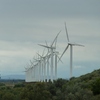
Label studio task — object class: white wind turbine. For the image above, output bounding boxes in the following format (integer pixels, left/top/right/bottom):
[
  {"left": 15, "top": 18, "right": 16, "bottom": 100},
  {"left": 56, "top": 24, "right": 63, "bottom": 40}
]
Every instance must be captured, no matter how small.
[
  {"left": 24, "top": 68, "right": 29, "bottom": 82},
  {"left": 45, "top": 41, "right": 58, "bottom": 82},
  {"left": 39, "top": 46, "right": 54, "bottom": 82},
  {"left": 37, "top": 48, "right": 48, "bottom": 82},
  {"left": 37, "top": 53, "right": 46, "bottom": 82},
  {"left": 24, "top": 63, "right": 33, "bottom": 82},
  {"left": 45, "top": 41, "right": 60, "bottom": 81},
  {"left": 38, "top": 31, "right": 61, "bottom": 82},
  {"left": 34, "top": 56, "right": 42, "bottom": 82},
  {"left": 59, "top": 23, "right": 84, "bottom": 78}
]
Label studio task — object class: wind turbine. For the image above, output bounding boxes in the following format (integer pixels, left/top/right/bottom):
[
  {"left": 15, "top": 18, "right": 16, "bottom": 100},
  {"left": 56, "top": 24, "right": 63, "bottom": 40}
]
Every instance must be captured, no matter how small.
[
  {"left": 37, "top": 47, "right": 48, "bottom": 82},
  {"left": 24, "top": 67, "right": 29, "bottom": 82},
  {"left": 59, "top": 23, "right": 84, "bottom": 78},
  {"left": 38, "top": 31, "right": 61, "bottom": 82},
  {"left": 24, "top": 63, "right": 32, "bottom": 82},
  {"left": 29, "top": 59, "right": 38, "bottom": 82}
]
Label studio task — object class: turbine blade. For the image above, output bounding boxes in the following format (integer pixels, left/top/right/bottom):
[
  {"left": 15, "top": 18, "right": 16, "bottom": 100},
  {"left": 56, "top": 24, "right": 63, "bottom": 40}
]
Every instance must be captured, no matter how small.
[
  {"left": 45, "top": 40, "right": 48, "bottom": 46},
  {"left": 38, "top": 44, "right": 50, "bottom": 48},
  {"left": 42, "top": 48, "right": 45, "bottom": 56},
  {"left": 33, "top": 58, "right": 37, "bottom": 61},
  {"left": 57, "top": 55, "right": 63, "bottom": 63},
  {"left": 73, "top": 43, "right": 84, "bottom": 47},
  {"left": 45, "top": 40, "right": 50, "bottom": 55},
  {"left": 23, "top": 70, "right": 27, "bottom": 72},
  {"left": 37, "top": 53, "right": 42, "bottom": 58},
  {"left": 51, "top": 30, "right": 61, "bottom": 47},
  {"left": 30, "top": 60, "right": 34, "bottom": 67},
  {"left": 59, "top": 45, "right": 69, "bottom": 61},
  {"left": 65, "top": 22, "right": 69, "bottom": 42},
  {"left": 24, "top": 66, "right": 28, "bottom": 70}
]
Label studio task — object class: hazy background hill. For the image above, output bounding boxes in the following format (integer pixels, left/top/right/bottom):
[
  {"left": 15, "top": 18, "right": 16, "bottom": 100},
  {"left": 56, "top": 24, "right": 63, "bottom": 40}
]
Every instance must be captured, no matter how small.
[{"left": 1, "top": 74, "right": 25, "bottom": 79}]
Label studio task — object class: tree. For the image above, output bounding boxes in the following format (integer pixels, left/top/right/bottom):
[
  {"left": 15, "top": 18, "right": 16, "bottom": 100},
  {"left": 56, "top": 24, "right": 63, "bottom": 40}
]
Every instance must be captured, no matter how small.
[
  {"left": 2, "top": 92, "right": 15, "bottom": 100},
  {"left": 91, "top": 78, "right": 100, "bottom": 95}
]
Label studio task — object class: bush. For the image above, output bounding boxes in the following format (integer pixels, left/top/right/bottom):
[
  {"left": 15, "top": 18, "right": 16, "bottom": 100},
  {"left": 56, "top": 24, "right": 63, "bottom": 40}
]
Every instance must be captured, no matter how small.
[
  {"left": 91, "top": 78, "right": 100, "bottom": 95},
  {"left": 14, "top": 83, "right": 25, "bottom": 88},
  {"left": 0, "top": 83, "right": 5, "bottom": 86},
  {"left": 2, "top": 92, "right": 15, "bottom": 100}
]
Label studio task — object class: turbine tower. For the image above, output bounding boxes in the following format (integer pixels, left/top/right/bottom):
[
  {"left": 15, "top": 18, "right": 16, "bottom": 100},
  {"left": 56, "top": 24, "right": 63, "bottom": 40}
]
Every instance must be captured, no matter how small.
[{"left": 59, "top": 23, "right": 84, "bottom": 78}]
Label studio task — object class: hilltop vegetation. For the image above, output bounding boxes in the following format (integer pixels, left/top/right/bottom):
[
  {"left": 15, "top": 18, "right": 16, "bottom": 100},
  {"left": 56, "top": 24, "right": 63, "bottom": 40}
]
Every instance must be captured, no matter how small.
[{"left": 0, "top": 69, "right": 100, "bottom": 100}]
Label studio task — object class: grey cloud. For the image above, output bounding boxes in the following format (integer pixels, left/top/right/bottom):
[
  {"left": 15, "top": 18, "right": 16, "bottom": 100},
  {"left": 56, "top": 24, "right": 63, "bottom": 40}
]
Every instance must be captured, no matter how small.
[{"left": 0, "top": 0, "right": 100, "bottom": 19}]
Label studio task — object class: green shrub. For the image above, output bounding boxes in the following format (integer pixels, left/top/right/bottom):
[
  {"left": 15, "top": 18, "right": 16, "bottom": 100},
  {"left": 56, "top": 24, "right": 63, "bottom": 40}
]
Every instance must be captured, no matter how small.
[{"left": 91, "top": 78, "right": 100, "bottom": 95}]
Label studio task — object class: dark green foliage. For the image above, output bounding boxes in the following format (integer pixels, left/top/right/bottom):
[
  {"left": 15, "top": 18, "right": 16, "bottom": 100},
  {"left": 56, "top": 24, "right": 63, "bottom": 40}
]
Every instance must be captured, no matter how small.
[
  {"left": 2, "top": 92, "right": 15, "bottom": 100},
  {"left": 20, "top": 82, "right": 52, "bottom": 100},
  {"left": 54, "top": 78, "right": 67, "bottom": 88},
  {"left": 91, "top": 78, "right": 100, "bottom": 95},
  {"left": 0, "top": 69, "right": 100, "bottom": 100},
  {"left": 14, "top": 83, "right": 25, "bottom": 88},
  {"left": 0, "top": 83, "right": 5, "bottom": 86}
]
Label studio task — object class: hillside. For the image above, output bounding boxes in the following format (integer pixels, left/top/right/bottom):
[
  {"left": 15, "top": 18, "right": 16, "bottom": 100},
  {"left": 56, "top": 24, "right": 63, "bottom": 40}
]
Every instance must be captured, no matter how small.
[{"left": 0, "top": 69, "right": 100, "bottom": 100}]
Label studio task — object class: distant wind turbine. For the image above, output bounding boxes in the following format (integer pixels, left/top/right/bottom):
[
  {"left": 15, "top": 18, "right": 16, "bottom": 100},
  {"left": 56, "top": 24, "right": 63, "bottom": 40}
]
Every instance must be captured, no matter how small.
[{"left": 59, "top": 23, "right": 84, "bottom": 78}]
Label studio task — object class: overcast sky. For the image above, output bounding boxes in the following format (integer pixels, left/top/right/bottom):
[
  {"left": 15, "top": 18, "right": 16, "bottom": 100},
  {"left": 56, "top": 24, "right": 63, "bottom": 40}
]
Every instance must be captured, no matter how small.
[{"left": 0, "top": 0, "right": 100, "bottom": 78}]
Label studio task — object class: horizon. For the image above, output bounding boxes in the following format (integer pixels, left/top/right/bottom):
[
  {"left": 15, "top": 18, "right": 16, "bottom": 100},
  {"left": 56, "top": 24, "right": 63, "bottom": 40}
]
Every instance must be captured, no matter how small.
[{"left": 1, "top": 68, "right": 100, "bottom": 80}]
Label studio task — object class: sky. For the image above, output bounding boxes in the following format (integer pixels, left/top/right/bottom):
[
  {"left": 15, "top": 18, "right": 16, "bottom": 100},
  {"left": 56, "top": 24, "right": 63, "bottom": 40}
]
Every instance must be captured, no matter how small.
[{"left": 0, "top": 0, "right": 100, "bottom": 79}]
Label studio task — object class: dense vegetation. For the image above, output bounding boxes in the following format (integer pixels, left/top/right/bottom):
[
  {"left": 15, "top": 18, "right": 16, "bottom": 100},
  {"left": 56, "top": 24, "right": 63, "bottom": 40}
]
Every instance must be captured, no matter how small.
[{"left": 0, "top": 69, "right": 100, "bottom": 100}]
